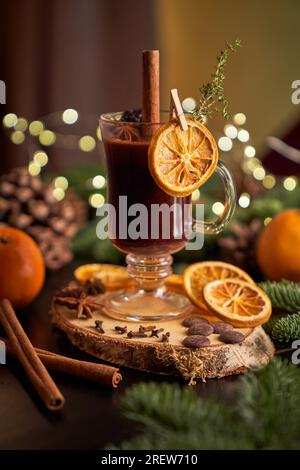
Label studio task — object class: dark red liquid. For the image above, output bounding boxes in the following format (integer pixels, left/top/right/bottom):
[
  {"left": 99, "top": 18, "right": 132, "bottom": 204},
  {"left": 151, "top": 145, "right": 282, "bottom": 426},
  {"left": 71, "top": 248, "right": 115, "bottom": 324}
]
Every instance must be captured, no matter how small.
[{"left": 104, "top": 139, "right": 190, "bottom": 255}]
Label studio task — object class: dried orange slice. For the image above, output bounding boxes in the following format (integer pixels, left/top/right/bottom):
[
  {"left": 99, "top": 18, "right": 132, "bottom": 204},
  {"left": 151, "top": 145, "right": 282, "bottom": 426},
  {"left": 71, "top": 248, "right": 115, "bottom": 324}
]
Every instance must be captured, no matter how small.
[
  {"left": 203, "top": 279, "right": 272, "bottom": 327},
  {"left": 165, "top": 274, "right": 184, "bottom": 293},
  {"left": 74, "top": 264, "right": 133, "bottom": 290},
  {"left": 184, "top": 261, "right": 254, "bottom": 310},
  {"left": 148, "top": 118, "right": 218, "bottom": 197}
]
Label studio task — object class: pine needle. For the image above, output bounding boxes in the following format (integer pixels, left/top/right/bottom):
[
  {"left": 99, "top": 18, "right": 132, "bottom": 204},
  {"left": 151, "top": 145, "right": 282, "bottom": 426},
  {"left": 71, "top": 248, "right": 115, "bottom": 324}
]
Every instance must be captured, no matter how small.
[
  {"left": 259, "top": 280, "right": 300, "bottom": 312},
  {"left": 107, "top": 358, "right": 300, "bottom": 450}
]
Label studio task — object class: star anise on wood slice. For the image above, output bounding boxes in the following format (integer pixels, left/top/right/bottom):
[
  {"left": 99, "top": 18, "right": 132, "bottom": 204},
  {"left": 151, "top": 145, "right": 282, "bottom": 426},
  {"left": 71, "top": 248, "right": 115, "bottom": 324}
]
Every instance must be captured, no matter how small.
[{"left": 55, "top": 286, "right": 102, "bottom": 319}]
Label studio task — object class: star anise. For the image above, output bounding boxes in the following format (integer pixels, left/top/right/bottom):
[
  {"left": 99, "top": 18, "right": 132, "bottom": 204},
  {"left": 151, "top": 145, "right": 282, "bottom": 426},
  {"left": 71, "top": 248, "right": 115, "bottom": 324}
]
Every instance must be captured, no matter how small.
[
  {"left": 115, "top": 124, "right": 141, "bottom": 142},
  {"left": 55, "top": 286, "right": 102, "bottom": 319}
]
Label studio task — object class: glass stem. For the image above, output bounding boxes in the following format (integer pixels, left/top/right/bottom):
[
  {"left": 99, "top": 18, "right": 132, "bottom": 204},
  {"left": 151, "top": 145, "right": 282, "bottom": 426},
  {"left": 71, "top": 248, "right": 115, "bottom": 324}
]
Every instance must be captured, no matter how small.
[{"left": 126, "top": 253, "right": 173, "bottom": 292}]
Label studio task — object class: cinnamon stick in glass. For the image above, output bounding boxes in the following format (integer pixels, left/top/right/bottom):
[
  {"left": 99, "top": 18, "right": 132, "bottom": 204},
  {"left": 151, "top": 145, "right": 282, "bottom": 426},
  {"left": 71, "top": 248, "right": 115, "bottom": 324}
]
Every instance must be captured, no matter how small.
[
  {"left": 0, "top": 299, "right": 65, "bottom": 411},
  {"left": 2, "top": 337, "right": 122, "bottom": 388},
  {"left": 142, "top": 50, "right": 160, "bottom": 126}
]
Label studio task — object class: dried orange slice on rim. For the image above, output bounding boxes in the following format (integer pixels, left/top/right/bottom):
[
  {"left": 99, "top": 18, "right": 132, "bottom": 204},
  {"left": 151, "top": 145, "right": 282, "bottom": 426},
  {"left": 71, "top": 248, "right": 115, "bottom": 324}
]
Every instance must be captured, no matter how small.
[
  {"left": 148, "top": 118, "right": 218, "bottom": 197},
  {"left": 74, "top": 264, "right": 133, "bottom": 290},
  {"left": 203, "top": 279, "right": 272, "bottom": 327},
  {"left": 184, "top": 261, "right": 254, "bottom": 310}
]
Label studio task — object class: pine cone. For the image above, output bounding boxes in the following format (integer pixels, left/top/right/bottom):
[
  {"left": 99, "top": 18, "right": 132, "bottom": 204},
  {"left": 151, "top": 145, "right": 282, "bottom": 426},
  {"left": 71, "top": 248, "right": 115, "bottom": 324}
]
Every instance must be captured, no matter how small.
[
  {"left": 218, "top": 218, "right": 263, "bottom": 272},
  {"left": 0, "top": 167, "right": 87, "bottom": 270}
]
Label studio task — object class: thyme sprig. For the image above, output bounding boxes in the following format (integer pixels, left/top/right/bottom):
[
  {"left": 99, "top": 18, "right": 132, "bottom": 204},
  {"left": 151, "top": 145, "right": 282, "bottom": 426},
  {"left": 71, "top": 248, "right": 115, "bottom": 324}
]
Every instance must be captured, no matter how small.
[{"left": 193, "top": 38, "right": 242, "bottom": 123}]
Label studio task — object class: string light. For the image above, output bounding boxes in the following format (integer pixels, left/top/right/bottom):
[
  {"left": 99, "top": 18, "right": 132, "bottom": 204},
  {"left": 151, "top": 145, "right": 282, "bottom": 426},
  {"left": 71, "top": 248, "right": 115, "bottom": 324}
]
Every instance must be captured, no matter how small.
[
  {"left": 28, "top": 161, "right": 41, "bottom": 176},
  {"left": 10, "top": 131, "right": 25, "bottom": 144},
  {"left": 233, "top": 113, "right": 246, "bottom": 126},
  {"left": 191, "top": 189, "right": 200, "bottom": 202},
  {"left": 53, "top": 188, "right": 65, "bottom": 201},
  {"left": 89, "top": 193, "right": 105, "bottom": 208},
  {"left": 253, "top": 167, "right": 266, "bottom": 180},
  {"left": 182, "top": 97, "right": 196, "bottom": 112},
  {"left": 62, "top": 108, "right": 78, "bottom": 125},
  {"left": 33, "top": 151, "right": 48, "bottom": 167},
  {"left": 212, "top": 201, "right": 224, "bottom": 215},
  {"left": 238, "top": 192, "right": 251, "bottom": 208},
  {"left": 14, "top": 118, "right": 28, "bottom": 132},
  {"left": 238, "top": 129, "right": 250, "bottom": 142},
  {"left": 39, "top": 130, "right": 56, "bottom": 146},
  {"left": 29, "top": 120, "right": 44, "bottom": 136},
  {"left": 283, "top": 176, "right": 297, "bottom": 191},
  {"left": 92, "top": 175, "right": 106, "bottom": 189},
  {"left": 54, "top": 176, "right": 69, "bottom": 191},
  {"left": 218, "top": 136, "right": 233, "bottom": 151},
  {"left": 244, "top": 145, "right": 256, "bottom": 158},
  {"left": 224, "top": 124, "right": 238, "bottom": 139},
  {"left": 3, "top": 113, "right": 18, "bottom": 128},
  {"left": 263, "top": 174, "right": 276, "bottom": 189},
  {"left": 79, "top": 135, "right": 96, "bottom": 152}
]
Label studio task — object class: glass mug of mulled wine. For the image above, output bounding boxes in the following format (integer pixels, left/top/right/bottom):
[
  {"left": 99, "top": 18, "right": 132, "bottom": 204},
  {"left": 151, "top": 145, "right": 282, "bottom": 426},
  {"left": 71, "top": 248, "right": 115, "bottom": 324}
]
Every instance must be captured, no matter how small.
[{"left": 99, "top": 112, "right": 236, "bottom": 321}]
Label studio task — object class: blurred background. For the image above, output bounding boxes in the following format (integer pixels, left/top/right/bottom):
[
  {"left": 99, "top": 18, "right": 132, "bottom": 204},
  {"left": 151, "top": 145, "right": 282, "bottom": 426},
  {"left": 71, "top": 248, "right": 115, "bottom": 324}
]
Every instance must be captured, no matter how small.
[{"left": 1, "top": 0, "right": 300, "bottom": 277}]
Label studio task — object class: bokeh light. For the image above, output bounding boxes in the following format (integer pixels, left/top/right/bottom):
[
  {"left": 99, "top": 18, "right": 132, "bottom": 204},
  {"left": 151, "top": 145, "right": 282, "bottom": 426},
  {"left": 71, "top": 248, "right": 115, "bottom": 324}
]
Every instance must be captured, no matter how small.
[
  {"left": 33, "top": 151, "right": 48, "bottom": 167},
  {"left": 79, "top": 135, "right": 96, "bottom": 152},
  {"left": 253, "top": 167, "right": 266, "bottom": 180},
  {"left": 54, "top": 176, "right": 69, "bottom": 191},
  {"left": 28, "top": 161, "right": 41, "bottom": 176},
  {"left": 191, "top": 189, "right": 200, "bottom": 202},
  {"left": 10, "top": 131, "right": 25, "bottom": 144},
  {"left": 233, "top": 113, "right": 246, "bottom": 126},
  {"left": 62, "top": 108, "right": 78, "bottom": 125},
  {"left": 89, "top": 193, "right": 105, "bottom": 208},
  {"left": 92, "top": 175, "right": 106, "bottom": 189},
  {"left": 263, "top": 174, "right": 276, "bottom": 189},
  {"left": 283, "top": 176, "right": 297, "bottom": 191},
  {"left": 3, "top": 113, "right": 18, "bottom": 128},
  {"left": 39, "top": 130, "right": 56, "bottom": 146},
  {"left": 29, "top": 120, "right": 44, "bottom": 136},
  {"left": 218, "top": 136, "right": 233, "bottom": 152},
  {"left": 244, "top": 145, "right": 256, "bottom": 158},
  {"left": 182, "top": 97, "right": 196, "bottom": 112},
  {"left": 224, "top": 125, "right": 238, "bottom": 139},
  {"left": 238, "top": 129, "right": 250, "bottom": 142},
  {"left": 14, "top": 117, "right": 28, "bottom": 132},
  {"left": 53, "top": 188, "right": 65, "bottom": 201},
  {"left": 212, "top": 201, "right": 224, "bottom": 215},
  {"left": 238, "top": 192, "right": 251, "bottom": 208}
]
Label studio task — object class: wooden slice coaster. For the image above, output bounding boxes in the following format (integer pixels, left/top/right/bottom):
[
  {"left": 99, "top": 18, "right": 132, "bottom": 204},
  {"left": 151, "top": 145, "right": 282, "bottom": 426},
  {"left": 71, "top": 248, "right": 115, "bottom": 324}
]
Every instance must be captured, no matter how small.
[{"left": 51, "top": 290, "right": 275, "bottom": 385}]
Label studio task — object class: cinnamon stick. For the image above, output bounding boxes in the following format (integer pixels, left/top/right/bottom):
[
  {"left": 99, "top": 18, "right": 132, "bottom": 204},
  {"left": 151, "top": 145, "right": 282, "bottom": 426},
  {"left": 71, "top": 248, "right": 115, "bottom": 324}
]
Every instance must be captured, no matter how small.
[
  {"left": 0, "top": 299, "right": 65, "bottom": 411},
  {"left": 142, "top": 50, "right": 160, "bottom": 124},
  {"left": 2, "top": 337, "right": 122, "bottom": 388}
]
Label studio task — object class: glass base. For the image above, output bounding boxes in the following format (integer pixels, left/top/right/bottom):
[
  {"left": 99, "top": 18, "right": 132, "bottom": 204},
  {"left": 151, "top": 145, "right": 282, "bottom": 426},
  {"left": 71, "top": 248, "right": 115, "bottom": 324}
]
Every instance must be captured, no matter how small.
[{"left": 103, "top": 287, "right": 192, "bottom": 322}]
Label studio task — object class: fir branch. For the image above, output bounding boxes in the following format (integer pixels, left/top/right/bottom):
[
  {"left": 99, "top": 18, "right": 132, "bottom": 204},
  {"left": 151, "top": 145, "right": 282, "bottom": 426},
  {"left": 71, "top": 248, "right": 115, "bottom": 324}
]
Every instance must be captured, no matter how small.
[
  {"left": 192, "top": 38, "right": 242, "bottom": 123},
  {"left": 259, "top": 280, "right": 300, "bottom": 312},
  {"left": 264, "top": 313, "right": 300, "bottom": 343},
  {"left": 107, "top": 359, "right": 300, "bottom": 450}
]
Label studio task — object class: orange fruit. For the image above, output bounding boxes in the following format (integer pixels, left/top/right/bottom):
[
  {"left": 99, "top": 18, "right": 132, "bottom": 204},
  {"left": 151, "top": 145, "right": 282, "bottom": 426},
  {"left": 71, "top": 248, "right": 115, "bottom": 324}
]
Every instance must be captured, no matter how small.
[
  {"left": 184, "top": 261, "right": 254, "bottom": 310},
  {"left": 148, "top": 118, "right": 218, "bottom": 197},
  {"left": 74, "top": 264, "right": 133, "bottom": 290},
  {"left": 0, "top": 227, "right": 45, "bottom": 308},
  {"left": 203, "top": 279, "right": 272, "bottom": 327},
  {"left": 257, "top": 209, "right": 300, "bottom": 281}
]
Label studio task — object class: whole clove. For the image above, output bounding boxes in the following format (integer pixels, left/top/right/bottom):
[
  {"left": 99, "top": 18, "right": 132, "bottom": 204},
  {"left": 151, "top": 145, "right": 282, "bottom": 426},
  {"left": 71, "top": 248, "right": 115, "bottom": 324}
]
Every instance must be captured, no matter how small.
[
  {"left": 95, "top": 320, "right": 105, "bottom": 334},
  {"left": 139, "top": 325, "right": 156, "bottom": 333},
  {"left": 150, "top": 328, "right": 164, "bottom": 338},
  {"left": 161, "top": 332, "right": 170, "bottom": 343},
  {"left": 127, "top": 331, "right": 148, "bottom": 339},
  {"left": 114, "top": 325, "right": 128, "bottom": 335}
]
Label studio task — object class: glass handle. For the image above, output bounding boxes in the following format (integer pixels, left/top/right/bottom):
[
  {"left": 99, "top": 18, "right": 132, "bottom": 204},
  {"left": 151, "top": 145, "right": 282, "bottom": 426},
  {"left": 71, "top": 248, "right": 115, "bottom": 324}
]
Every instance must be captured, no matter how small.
[{"left": 192, "top": 161, "right": 236, "bottom": 235}]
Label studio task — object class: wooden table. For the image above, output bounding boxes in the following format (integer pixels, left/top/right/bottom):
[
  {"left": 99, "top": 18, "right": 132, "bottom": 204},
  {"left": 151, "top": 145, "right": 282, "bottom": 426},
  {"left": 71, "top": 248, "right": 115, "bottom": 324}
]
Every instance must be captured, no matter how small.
[{"left": 0, "top": 263, "right": 241, "bottom": 450}]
